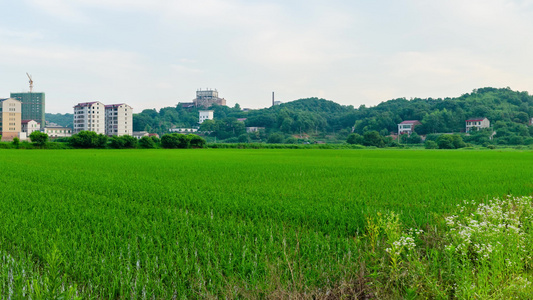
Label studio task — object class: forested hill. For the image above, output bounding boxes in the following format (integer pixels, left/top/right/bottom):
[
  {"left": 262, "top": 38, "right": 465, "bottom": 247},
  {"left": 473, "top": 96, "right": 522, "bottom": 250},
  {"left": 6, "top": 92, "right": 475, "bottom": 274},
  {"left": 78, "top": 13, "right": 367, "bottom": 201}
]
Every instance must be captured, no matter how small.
[{"left": 47, "top": 87, "right": 533, "bottom": 142}]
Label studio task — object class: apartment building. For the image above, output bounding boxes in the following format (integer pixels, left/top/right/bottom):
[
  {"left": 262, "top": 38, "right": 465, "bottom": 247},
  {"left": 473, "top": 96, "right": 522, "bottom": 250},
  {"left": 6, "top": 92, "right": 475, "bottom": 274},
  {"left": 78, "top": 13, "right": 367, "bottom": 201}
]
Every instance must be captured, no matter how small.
[
  {"left": 10, "top": 92, "right": 45, "bottom": 129},
  {"left": 0, "top": 98, "right": 22, "bottom": 141},
  {"left": 73, "top": 101, "right": 106, "bottom": 134},
  {"left": 105, "top": 103, "right": 132, "bottom": 136}
]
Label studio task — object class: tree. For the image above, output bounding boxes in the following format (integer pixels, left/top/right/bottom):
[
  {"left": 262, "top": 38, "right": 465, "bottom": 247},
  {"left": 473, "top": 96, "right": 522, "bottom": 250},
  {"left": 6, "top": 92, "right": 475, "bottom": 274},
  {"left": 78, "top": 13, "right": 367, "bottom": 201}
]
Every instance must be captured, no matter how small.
[
  {"left": 425, "top": 140, "right": 438, "bottom": 149},
  {"left": 363, "top": 131, "right": 385, "bottom": 147},
  {"left": 451, "top": 134, "right": 466, "bottom": 149},
  {"left": 12, "top": 137, "right": 20, "bottom": 149},
  {"left": 267, "top": 133, "right": 284, "bottom": 144},
  {"left": 122, "top": 135, "right": 138, "bottom": 148},
  {"left": 139, "top": 136, "right": 156, "bottom": 148},
  {"left": 436, "top": 135, "right": 455, "bottom": 149},
  {"left": 346, "top": 133, "right": 364, "bottom": 145},
  {"left": 109, "top": 136, "right": 126, "bottom": 149},
  {"left": 30, "top": 131, "right": 48, "bottom": 148},
  {"left": 69, "top": 131, "right": 108, "bottom": 148},
  {"left": 161, "top": 133, "right": 191, "bottom": 148},
  {"left": 188, "top": 134, "right": 206, "bottom": 148}
]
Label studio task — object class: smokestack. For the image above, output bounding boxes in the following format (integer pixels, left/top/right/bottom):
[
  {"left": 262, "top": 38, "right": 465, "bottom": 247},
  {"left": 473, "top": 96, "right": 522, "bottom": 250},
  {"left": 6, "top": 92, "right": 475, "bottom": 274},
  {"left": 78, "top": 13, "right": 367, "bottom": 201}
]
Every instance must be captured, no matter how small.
[{"left": 272, "top": 91, "right": 274, "bottom": 107}]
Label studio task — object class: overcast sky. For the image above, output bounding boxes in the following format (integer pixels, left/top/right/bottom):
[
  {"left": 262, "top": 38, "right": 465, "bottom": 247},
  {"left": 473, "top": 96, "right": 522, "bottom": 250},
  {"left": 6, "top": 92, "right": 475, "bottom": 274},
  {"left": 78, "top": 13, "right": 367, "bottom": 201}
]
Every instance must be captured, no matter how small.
[{"left": 2, "top": 0, "right": 533, "bottom": 114}]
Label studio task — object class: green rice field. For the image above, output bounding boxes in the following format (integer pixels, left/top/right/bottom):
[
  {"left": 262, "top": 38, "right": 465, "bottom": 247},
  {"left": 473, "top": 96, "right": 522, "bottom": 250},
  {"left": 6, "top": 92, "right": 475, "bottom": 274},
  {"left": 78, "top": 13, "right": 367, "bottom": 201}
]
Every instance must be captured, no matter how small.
[{"left": 1, "top": 149, "right": 533, "bottom": 298}]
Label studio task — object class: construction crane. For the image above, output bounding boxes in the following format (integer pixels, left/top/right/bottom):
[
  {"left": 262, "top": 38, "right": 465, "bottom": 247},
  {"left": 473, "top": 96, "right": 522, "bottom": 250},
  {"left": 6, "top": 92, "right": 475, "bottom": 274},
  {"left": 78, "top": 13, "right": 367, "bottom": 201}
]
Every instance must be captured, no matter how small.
[{"left": 26, "top": 72, "right": 33, "bottom": 93}]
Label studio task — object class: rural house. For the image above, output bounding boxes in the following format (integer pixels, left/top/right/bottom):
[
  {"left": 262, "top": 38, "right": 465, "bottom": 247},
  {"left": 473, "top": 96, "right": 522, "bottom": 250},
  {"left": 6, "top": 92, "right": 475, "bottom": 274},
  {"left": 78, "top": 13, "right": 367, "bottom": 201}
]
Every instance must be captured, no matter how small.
[
  {"left": 398, "top": 120, "right": 421, "bottom": 135},
  {"left": 466, "top": 118, "right": 490, "bottom": 132}
]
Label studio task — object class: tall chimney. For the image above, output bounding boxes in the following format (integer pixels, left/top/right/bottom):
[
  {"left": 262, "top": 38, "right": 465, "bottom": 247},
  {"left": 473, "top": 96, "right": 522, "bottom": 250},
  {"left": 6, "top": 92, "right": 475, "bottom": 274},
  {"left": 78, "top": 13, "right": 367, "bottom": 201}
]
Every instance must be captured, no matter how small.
[{"left": 272, "top": 91, "right": 274, "bottom": 107}]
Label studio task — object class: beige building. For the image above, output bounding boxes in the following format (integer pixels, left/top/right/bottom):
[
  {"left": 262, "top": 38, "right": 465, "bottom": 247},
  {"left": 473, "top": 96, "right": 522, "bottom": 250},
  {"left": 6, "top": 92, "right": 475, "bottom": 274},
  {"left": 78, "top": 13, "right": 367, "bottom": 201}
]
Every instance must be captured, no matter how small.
[
  {"left": 44, "top": 126, "right": 72, "bottom": 138},
  {"left": 0, "top": 98, "right": 22, "bottom": 141},
  {"left": 21, "top": 120, "right": 40, "bottom": 136},
  {"left": 73, "top": 101, "right": 106, "bottom": 134},
  {"left": 105, "top": 103, "right": 133, "bottom": 136}
]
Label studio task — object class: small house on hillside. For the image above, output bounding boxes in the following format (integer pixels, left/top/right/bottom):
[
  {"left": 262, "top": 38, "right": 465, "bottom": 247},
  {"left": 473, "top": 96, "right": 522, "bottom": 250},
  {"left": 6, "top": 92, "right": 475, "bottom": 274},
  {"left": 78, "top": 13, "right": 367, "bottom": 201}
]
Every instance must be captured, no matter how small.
[
  {"left": 398, "top": 120, "right": 421, "bottom": 135},
  {"left": 466, "top": 118, "right": 490, "bottom": 132}
]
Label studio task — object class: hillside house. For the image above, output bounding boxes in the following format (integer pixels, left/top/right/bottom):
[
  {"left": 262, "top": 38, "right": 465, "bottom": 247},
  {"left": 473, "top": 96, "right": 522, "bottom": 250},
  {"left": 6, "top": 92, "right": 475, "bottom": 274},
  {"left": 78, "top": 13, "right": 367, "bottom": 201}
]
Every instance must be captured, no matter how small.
[
  {"left": 398, "top": 120, "right": 421, "bottom": 135},
  {"left": 466, "top": 118, "right": 490, "bottom": 132}
]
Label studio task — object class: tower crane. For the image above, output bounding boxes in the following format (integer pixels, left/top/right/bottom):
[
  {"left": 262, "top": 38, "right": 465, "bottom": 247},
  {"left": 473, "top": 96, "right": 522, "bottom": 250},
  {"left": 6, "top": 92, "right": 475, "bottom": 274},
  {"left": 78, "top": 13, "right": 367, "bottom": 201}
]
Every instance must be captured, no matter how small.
[{"left": 26, "top": 72, "right": 33, "bottom": 93}]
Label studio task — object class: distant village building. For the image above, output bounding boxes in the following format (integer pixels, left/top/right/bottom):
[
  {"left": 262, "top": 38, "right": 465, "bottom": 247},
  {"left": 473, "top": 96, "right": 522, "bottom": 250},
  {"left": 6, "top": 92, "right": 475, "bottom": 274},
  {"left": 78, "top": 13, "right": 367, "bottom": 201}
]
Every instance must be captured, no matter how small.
[
  {"left": 21, "top": 120, "right": 40, "bottom": 136},
  {"left": 44, "top": 126, "right": 72, "bottom": 138},
  {"left": 466, "top": 118, "right": 490, "bottom": 132},
  {"left": 237, "top": 118, "right": 247, "bottom": 123},
  {"left": 246, "top": 127, "right": 265, "bottom": 133},
  {"left": 0, "top": 98, "right": 22, "bottom": 141},
  {"left": 193, "top": 89, "right": 227, "bottom": 108},
  {"left": 398, "top": 120, "right": 421, "bottom": 135},
  {"left": 169, "top": 128, "right": 198, "bottom": 133},
  {"left": 132, "top": 131, "right": 149, "bottom": 139},
  {"left": 199, "top": 110, "right": 214, "bottom": 124},
  {"left": 105, "top": 103, "right": 133, "bottom": 136}
]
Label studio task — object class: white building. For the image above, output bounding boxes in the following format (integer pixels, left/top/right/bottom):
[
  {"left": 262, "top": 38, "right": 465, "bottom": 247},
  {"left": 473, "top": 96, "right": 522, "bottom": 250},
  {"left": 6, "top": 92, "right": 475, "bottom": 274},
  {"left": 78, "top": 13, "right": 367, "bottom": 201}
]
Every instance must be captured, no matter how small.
[
  {"left": 199, "top": 110, "right": 214, "bottom": 124},
  {"left": 466, "top": 118, "right": 490, "bottom": 132},
  {"left": 21, "top": 120, "right": 40, "bottom": 135},
  {"left": 398, "top": 120, "right": 421, "bottom": 135},
  {"left": 169, "top": 128, "right": 198, "bottom": 133},
  {"left": 246, "top": 127, "right": 265, "bottom": 133},
  {"left": 44, "top": 126, "right": 72, "bottom": 138},
  {"left": 73, "top": 101, "right": 106, "bottom": 134},
  {"left": 132, "top": 131, "right": 149, "bottom": 139},
  {"left": 105, "top": 103, "right": 133, "bottom": 136}
]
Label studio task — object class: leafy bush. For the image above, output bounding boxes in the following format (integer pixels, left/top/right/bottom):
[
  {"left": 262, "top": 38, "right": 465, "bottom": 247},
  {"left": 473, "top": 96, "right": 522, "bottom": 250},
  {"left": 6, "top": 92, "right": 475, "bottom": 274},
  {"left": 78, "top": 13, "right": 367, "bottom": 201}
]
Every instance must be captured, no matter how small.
[
  {"left": 69, "top": 131, "right": 108, "bottom": 148},
  {"left": 30, "top": 131, "right": 49, "bottom": 148},
  {"left": 139, "top": 136, "right": 156, "bottom": 149},
  {"left": 424, "top": 140, "right": 438, "bottom": 149}
]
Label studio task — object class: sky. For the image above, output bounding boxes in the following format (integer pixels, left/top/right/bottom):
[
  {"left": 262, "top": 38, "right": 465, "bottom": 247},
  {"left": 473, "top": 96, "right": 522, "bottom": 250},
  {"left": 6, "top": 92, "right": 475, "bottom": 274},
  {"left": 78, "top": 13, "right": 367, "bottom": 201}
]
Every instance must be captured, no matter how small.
[{"left": 2, "top": 0, "right": 533, "bottom": 114}]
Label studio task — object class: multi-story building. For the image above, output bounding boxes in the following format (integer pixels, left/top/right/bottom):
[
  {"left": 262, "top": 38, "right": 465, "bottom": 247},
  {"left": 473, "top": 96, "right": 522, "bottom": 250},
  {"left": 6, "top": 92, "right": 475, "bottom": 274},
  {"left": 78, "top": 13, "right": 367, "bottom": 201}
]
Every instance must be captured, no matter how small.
[
  {"left": 21, "top": 120, "right": 40, "bottom": 135},
  {"left": 199, "top": 110, "right": 214, "bottom": 124},
  {"left": 0, "top": 98, "right": 22, "bottom": 141},
  {"left": 398, "top": 120, "right": 421, "bottom": 135},
  {"left": 193, "top": 89, "right": 227, "bottom": 108},
  {"left": 466, "top": 118, "right": 490, "bottom": 132},
  {"left": 73, "top": 101, "right": 106, "bottom": 134},
  {"left": 10, "top": 92, "right": 45, "bottom": 129},
  {"left": 105, "top": 103, "right": 132, "bottom": 136}
]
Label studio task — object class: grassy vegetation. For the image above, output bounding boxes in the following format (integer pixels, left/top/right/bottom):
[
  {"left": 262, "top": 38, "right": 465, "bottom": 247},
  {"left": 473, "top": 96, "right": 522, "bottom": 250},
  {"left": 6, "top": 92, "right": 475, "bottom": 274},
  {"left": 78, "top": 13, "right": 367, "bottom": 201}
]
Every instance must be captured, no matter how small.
[{"left": 0, "top": 149, "right": 532, "bottom": 298}]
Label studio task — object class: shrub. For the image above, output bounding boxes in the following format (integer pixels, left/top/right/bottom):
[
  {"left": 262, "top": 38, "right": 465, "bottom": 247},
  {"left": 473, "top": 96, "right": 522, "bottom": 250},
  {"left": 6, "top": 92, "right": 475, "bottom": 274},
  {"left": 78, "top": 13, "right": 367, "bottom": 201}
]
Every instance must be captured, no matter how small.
[
  {"left": 188, "top": 135, "right": 206, "bottom": 148},
  {"left": 267, "top": 133, "right": 284, "bottom": 144},
  {"left": 29, "top": 131, "right": 49, "bottom": 148},
  {"left": 69, "top": 131, "right": 108, "bottom": 148},
  {"left": 161, "top": 133, "right": 193, "bottom": 149},
  {"left": 424, "top": 140, "right": 438, "bottom": 149},
  {"left": 139, "top": 136, "right": 156, "bottom": 149}
]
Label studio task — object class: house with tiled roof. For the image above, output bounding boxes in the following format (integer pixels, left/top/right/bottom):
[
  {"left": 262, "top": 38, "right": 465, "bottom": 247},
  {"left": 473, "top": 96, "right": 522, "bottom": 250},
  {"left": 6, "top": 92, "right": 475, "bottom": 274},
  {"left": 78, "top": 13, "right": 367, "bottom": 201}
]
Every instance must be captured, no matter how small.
[
  {"left": 398, "top": 120, "right": 421, "bottom": 135},
  {"left": 466, "top": 118, "right": 490, "bottom": 132}
]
